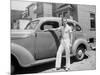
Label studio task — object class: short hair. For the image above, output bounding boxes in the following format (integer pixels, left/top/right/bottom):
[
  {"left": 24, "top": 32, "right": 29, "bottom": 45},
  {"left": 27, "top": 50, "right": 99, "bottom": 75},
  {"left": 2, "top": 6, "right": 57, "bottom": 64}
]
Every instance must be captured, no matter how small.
[
  {"left": 61, "top": 17, "right": 67, "bottom": 27},
  {"left": 62, "top": 17, "right": 67, "bottom": 22}
]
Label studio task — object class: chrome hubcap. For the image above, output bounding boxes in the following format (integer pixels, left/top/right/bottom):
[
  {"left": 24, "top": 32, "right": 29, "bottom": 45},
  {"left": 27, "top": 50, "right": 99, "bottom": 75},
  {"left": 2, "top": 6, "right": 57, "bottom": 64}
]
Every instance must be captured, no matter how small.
[{"left": 78, "top": 50, "right": 83, "bottom": 58}]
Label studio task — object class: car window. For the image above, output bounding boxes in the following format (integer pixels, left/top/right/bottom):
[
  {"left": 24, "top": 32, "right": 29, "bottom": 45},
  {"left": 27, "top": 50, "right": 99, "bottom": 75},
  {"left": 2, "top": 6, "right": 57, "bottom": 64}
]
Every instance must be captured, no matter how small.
[
  {"left": 25, "top": 20, "right": 39, "bottom": 30},
  {"left": 40, "top": 21, "right": 59, "bottom": 30},
  {"left": 75, "top": 24, "right": 81, "bottom": 31}
]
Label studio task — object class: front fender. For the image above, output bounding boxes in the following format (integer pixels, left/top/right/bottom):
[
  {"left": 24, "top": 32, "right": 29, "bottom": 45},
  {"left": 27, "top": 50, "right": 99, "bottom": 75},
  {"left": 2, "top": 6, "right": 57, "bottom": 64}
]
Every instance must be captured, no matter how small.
[
  {"left": 11, "top": 43, "right": 35, "bottom": 67},
  {"left": 72, "top": 38, "right": 89, "bottom": 56}
]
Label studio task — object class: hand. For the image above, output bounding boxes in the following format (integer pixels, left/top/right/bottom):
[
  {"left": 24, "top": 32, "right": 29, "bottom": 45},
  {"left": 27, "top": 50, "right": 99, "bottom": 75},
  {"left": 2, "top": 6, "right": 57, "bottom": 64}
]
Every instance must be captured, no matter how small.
[{"left": 43, "top": 29, "right": 49, "bottom": 32}]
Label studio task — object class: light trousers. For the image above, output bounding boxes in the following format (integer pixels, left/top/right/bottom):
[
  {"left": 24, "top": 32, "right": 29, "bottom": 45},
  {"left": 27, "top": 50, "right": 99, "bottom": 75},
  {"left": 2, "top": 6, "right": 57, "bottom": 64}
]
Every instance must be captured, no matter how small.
[{"left": 55, "top": 39, "right": 70, "bottom": 68}]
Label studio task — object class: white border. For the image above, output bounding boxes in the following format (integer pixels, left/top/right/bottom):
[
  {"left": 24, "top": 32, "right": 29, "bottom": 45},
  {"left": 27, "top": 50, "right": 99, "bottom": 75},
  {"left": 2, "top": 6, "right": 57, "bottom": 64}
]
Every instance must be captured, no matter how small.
[
  {"left": 0, "top": 0, "right": 99, "bottom": 75},
  {"left": 14, "top": 0, "right": 96, "bottom": 5}
]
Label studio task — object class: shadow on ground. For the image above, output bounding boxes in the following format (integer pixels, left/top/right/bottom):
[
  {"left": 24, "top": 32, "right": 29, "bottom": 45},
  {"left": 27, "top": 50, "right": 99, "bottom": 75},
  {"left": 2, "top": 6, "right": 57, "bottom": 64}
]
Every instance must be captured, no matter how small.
[{"left": 15, "top": 55, "right": 88, "bottom": 74}]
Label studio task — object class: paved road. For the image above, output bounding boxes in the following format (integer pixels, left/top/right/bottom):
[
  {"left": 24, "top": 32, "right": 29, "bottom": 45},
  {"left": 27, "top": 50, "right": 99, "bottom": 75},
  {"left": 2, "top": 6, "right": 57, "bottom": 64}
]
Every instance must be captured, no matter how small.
[
  {"left": 16, "top": 50, "right": 96, "bottom": 74},
  {"left": 43, "top": 50, "right": 96, "bottom": 73}
]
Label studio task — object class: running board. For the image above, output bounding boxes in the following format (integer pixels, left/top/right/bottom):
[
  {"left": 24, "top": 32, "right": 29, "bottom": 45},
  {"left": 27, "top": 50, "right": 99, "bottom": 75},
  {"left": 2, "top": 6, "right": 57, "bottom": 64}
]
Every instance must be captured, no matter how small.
[
  {"left": 31, "top": 57, "right": 56, "bottom": 66},
  {"left": 30, "top": 55, "right": 73, "bottom": 67}
]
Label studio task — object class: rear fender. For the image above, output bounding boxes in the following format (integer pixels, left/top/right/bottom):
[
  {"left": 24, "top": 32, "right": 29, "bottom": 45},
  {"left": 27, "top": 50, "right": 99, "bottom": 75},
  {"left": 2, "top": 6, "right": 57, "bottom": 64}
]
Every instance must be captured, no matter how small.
[
  {"left": 72, "top": 38, "right": 89, "bottom": 56},
  {"left": 11, "top": 43, "right": 35, "bottom": 67}
]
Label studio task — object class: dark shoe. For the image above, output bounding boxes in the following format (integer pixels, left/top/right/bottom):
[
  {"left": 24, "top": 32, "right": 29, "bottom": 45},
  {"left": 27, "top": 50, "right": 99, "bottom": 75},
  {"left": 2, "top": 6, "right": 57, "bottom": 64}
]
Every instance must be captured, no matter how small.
[{"left": 56, "top": 67, "right": 61, "bottom": 70}]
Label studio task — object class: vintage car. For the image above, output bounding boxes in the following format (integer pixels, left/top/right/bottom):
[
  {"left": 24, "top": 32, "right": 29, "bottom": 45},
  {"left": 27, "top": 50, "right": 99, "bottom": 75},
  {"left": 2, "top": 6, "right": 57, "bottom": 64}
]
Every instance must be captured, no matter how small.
[{"left": 11, "top": 17, "right": 89, "bottom": 73}]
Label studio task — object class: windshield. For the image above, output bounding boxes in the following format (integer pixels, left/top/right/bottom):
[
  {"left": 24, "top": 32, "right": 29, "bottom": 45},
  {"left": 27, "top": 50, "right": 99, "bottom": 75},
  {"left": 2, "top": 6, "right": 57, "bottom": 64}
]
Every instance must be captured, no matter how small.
[{"left": 25, "top": 20, "right": 39, "bottom": 30}]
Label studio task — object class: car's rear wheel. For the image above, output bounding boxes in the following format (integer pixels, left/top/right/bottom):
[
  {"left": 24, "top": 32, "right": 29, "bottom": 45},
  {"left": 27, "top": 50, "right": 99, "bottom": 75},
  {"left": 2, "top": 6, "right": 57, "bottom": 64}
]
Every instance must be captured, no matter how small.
[{"left": 75, "top": 45, "right": 86, "bottom": 61}]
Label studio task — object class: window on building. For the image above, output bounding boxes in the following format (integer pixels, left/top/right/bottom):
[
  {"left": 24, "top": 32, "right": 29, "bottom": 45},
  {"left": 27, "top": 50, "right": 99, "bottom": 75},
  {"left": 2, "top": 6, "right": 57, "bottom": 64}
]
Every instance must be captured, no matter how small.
[{"left": 90, "top": 13, "right": 96, "bottom": 31}]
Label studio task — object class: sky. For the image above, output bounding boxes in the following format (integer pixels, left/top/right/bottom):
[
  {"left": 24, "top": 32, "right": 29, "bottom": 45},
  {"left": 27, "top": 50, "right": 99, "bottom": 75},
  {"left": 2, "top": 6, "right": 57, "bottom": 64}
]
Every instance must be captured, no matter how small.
[{"left": 11, "top": 0, "right": 33, "bottom": 10}]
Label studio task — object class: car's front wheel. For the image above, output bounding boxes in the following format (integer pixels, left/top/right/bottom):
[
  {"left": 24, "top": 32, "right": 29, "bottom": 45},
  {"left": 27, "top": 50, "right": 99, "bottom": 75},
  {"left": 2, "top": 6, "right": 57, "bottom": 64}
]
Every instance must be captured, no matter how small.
[
  {"left": 11, "top": 54, "right": 20, "bottom": 74},
  {"left": 75, "top": 45, "right": 86, "bottom": 61}
]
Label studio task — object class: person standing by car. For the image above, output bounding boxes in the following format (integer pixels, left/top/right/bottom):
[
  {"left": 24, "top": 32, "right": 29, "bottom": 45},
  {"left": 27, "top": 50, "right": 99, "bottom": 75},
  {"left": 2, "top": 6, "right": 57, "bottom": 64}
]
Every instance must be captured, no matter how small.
[{"left": 55, "top": 17, "right": 74, "bottom": 71}]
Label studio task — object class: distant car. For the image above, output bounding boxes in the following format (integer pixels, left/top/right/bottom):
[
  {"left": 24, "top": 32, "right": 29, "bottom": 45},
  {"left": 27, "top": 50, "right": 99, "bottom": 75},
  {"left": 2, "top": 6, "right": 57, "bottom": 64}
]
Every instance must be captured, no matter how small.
[{"left": 11, "top": 17, "right": 89, "bottom": 73}]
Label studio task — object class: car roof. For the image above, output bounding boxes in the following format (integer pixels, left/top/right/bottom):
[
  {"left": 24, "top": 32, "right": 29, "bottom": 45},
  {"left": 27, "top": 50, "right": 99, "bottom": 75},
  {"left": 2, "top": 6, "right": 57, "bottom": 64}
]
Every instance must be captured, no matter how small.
[
  {"left": 32, "top": 17, "right": 79, "bottom": 24},
  {"left": 32, "top": 17, "right": 61, "bottom": 21}
]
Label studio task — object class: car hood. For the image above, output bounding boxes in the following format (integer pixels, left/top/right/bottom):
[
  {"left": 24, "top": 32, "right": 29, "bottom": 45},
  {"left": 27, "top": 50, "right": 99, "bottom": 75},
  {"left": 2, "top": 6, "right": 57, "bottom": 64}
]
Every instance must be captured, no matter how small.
[{"left": 11, "top": 30, "right": 34, "bottom": 39}]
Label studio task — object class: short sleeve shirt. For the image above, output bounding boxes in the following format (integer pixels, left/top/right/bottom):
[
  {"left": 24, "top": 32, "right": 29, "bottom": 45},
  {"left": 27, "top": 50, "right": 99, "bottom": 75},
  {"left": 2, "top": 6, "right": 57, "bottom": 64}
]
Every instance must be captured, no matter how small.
[{"left": 63, "top": 24, "right": 72, "bottom": 39}]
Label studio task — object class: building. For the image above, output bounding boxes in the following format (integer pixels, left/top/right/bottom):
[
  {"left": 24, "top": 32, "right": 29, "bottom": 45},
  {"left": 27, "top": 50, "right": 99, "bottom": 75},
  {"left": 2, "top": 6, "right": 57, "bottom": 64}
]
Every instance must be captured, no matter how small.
[
  {"left": 37, "top": 2, "right": 53, "bottom": 17},
  {"left": 77, "top": 5, "right": 96, "bottom": 39},
  {"left": 11, "top": 10, "right": 24, "bottom": 29},
  {"left": 22, "top": 3, "right": 37, "bottom": 20},
  {"left": 17, "top": 19, "right": 30, "bottom": 29},
  {"left": 55, "top": 4, "right": 96, "bottom": 42},
  {"left": 53, "top": 4, "right": 78, "bottom": 21},
  {"left": 23, "top": 2, "right": 53, "bottom": 20}
]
